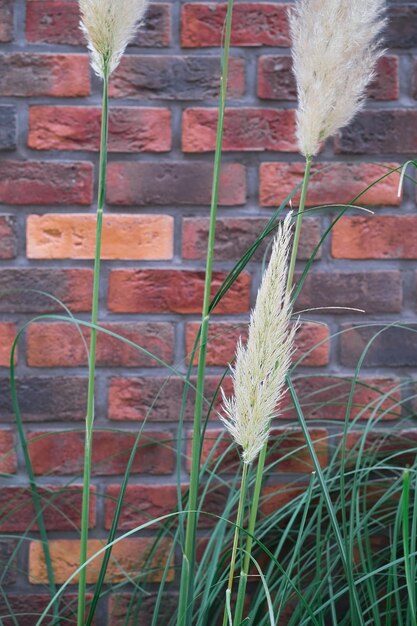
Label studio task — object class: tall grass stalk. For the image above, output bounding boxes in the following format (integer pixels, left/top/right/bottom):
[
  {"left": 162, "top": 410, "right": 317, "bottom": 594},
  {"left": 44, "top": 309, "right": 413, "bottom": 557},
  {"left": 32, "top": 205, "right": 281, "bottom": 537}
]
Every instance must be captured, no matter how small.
[
  {"left": 177, "top": 0, "right": 235, "bottom": 623},
  {"left": 77, "top": 71, "right": 109, "bottom": 626}
]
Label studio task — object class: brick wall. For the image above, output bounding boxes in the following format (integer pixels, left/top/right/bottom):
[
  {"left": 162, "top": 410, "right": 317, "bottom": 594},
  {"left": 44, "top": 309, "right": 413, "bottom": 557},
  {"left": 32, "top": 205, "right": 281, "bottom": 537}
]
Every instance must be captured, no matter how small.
[{"left": 0, "top": 0, "right": 416, "bottom": 623}]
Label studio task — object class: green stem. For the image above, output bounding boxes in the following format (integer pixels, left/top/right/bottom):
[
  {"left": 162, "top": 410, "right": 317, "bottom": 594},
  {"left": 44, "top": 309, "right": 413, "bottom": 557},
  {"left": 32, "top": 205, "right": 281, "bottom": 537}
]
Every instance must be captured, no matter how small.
[
  {"left": 232, "top": 156, "right": 313, "bottom": 626},
  {"left": 222, "top": 462, "right": 249, "bottom": 626},
  {"left": 77, "top": 73, "right": 109, "bottom": 626},
  {"left": 177, "top": 2, "right": 235, "bottom": 625}
]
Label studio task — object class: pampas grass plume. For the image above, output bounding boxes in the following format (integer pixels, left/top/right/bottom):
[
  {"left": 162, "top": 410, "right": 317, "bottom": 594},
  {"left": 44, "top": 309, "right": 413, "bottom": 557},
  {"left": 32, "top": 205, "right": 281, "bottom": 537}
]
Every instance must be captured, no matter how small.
[
  {"left": 220, "top": 214, "right": 296, "bottom": 465},
  {"left": 79, "top": 0, "right": 149, "bottom": 78},
  {"left": 290, "top": 0, "right": 386, "bottom": 157}
]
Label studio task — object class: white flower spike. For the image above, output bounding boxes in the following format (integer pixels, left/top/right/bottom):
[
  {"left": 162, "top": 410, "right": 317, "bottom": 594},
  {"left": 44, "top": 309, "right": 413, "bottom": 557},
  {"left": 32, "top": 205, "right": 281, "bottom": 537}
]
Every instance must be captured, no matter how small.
[
  {"left": 290, "top": 0, "right": 386, "bottom": 157},
  {"left": 220, "top": 214, "right": 296, "bottom": 465},
  {"left": 79, "top": 0, "right": 149, "bottom": 79}
]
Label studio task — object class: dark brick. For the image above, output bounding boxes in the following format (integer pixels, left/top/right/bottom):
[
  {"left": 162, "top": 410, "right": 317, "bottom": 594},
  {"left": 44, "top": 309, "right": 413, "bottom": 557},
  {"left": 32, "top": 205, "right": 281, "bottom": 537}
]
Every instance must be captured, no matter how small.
[
  {"left": 0, "top": 269, "right": 93, "bottom": 312},
  {"left": 386, "top": 5, "right": 417, "bottom": 49},
  {"left": 109, "top": 593, "right": 179, "bottom": 626},
  {"left": 295, "top": 271, "right": 402, "bottom": 314},
  {"left": 0, "top": 216, "right": 17, "bottom": 259},
  {"left": 0, "top": 540, "right": 17, "bottom": 585},
  {"left": 335, "top": 110, "right": 417, "bottom": 155},
  {"left": 26, "top": 1, "right": 171, "bottom": 47},
  {"left": 0, "top": 377, "right": 88, "bottom": 422},
  {"left": 182, "top": 216, "right": 321, "bottom": 261},
  {"left": 340, "top": 325, "right": 417, "bottom": 368},
  {"left": 0, "top": 0, "right": 13, "bottom": 42},
  {"left": 107, "top": 162, "right": 246, "bottom": 206},
  {"left": 0, "top": 106, "right": 16, "bottom": 151},
  {"left": 109, "top": 56, "right": 245, "bottom": 100},
  {"left": 0, "top": 594, "right": 89, "bottom": 626}
]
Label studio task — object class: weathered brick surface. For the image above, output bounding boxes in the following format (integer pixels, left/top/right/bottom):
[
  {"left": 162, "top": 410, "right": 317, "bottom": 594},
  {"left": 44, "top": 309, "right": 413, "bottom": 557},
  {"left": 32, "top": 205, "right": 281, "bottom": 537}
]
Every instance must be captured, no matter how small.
[
  {"left": 27, "top": 214, "right": 174, "bottom": 260},
  {"left": 181, "top": 3, "right": 291, "bottom": 47},
  {"left": 0, "top": 53, "right": 90, "bottom": 97},
  {"left": 0, "top": 269, "right": 93, "bottom": 312},
  {"left": 109, "top": 593, "right": 179, "bottom": 626},
  {"left": 29, "top": 538, "right": 174, "bottom": 583},
  {"left": 340, "top": 325, "right": 417, "bottom": 368},
  {"left": 0, "top": 0, "right": 13, "bottom": 42},
  {"left": 29, "top": 106, "right": 172, "bottom": 152},
  {"left": 0, "top": 377, "right": 88, "bottom": 422},
  {"left": 0, "top": 430, "right": 16, "bottom": 474},
  {"left": 105, "top": 484, "right": 178, "bottom": 530},
  {"left": 258, "top": 55, "right": 399, "bottom": 102},
  {"left": 182, "top": 216, "right": 322, "bottom": 261},
  {"left": 0, "top": 540, "right": 17, "bottom": 585},
  {"left": 335, "top": 110, "right": 417, "bottom": 154},
  {"left": 0, "top": 594, "right": 92, "bottom": 626},
  {"left": 110, "top": 56, "right": 245, "bottom": 100},
  {"left": 260, "top": 162, "right": 400, "bottom": 207},
  {"left": 0, "top": 485, "right": 95, "bottom": 531},
  {"left": 386, "top": 5, "right": 417, "bottom": 49},
  {"left": 107, "top": 163, "right": 246, "bottom": 206},
  {"left": 0, "top": 323, "right": 17, "bottom": 367},
  {"left": 332, "top": 217, "right": 417, "bottom": 259},
  {"left": 27, "top": 322, "right": 175, "bottom": 367},
  {"left": 186, "top": 321, "right": 329, "bottom": 367},
  {"left": 28, "top": 430, "right": 174, "bottom": 476},
  {"left": 0, "top": 216, "right": 16, "bottom": 259},
  {"left": 0, "top": 106, "right": 16, "bottom": 151},
  {"left": 108, "top": 269, "right": 251, "bottom": 314},
  {"left": 182, "top": 108, "right": 297, "bottom": 152},
  {"left": 0, "top": 162, "right": 93, "bottom": 205},
  {"left": 26, "top": 1, "right": 171, "bottom": 47},
  {"left": 295, "top": 271, "right": 402, "bottom": 314}
]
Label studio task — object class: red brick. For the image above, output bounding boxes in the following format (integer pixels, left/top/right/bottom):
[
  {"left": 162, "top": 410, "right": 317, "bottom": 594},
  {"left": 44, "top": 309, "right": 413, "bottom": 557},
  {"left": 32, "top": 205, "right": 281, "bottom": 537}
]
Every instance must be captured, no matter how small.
[
  {"left": 181, "top": 3, "right": 290, "bottom": 47},
  {"left": 182, "top": 216, "right": 321, "bottom": 261},
  {"left": 29, "top": 538, "right": 174, "bottom": 584},
  {"left": 0, "top": 216, "right": 16, "bottom": 259},
  {"left": 257, "top": 55, "right": 399, "bottom": 101},
  {"left": 0, "top": 53, "right": 90, "bottom": 97},
  {"left": 295, "top": 271, "right": 402, "bottom": 314},
  {"left": 332, "top": 216, "right": 417, "bottom": 259},
  {"left": 342, "top": 430, "right": 417, "bottom": 468},
  {"left": 110, "top": 56, "right": 245, "bottom": 100},
  {"left": 28, "top": 430, "right": 174, "bottom": 476},
  {"left": 182, "top": 108, "right": 297, "bottom": 152},
  {"left": 283, "top": 377, "right": 402, "bottom": 422},
  {"left": 108, "top": 269, "right": 251, "bottom": 314},
  {"left": 0, "top": 162, "right": 93, "bottom": 206},
  {"left": 109, "top": 593, "right": 178, "bottom": 626},
  {"left": 107, "top": 162, "right": 246, "bottom": 206},
  {"left": 0, "top": 377, "right": 88, "bottom": 422},
  {"left": 0, "top": 323, "right": 17, "bottom": 367},
  {"left": 26, "top": 1, "right": 171, "bottom": 47},
  {"left": 105, "top": 484, "right": 178, "bottom": 530},
  {"left": 27, "top": 322, "right": 174, "bottom": 368},
  {"left": 261, "top": 483, "right": 308, "bottom": 516},
  {"left": 108, "top": 375, "right": 232, "bottom": 422},
  {"left": 192, "top": 427, "right": 328, "bottom": 473},
  {"left": 28, "top": 106, "right": 171, "bottom": 152},
  {"left": 0, "top": 269, "right": 93, "bottom": 312},
  {"left": 27, "top": 214, "right": 173, "bottom": 260},
  {"left": 0, "top": 430, "right": 16, "bottom": 474},
  {"left": 185, "top": 321, "right": 329, "bottom": 367},
  {"left": 0, "top": 486, "right": 95, "bottom": 532},
  {"left": 259, "top": 162, "right": 400, "bottom": 207},
  {"left": 0, "top": 594, "right": 93, "bottom": 626},
  {"left": 335, "top": 110, "right": 417, "bottom": 155},
  {"left": 0, "top": 0, "right": 13, "bottom": 42}
]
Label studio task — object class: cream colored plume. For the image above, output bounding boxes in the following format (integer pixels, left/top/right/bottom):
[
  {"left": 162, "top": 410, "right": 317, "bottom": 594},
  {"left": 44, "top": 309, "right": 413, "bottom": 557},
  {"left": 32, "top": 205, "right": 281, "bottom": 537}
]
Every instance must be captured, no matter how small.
[
  {"left": 290, "top": 0, "right": 386, "bottom": 157},
  {"left": 79, "top": 0, "right": 149, "bottom": 78},
  {"left": 220, "top": 214, "right": 296, "bottom": 465}
]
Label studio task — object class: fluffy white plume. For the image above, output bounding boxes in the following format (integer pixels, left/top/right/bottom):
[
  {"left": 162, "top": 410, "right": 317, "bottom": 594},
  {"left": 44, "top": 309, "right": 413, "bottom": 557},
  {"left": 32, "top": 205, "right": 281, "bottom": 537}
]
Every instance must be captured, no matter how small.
[
  {"left": 220, "top": 214, "right": 296, "bottom": 465},
  {"left": 79, "top": 0, "right": 149, "bottom": 78},
  {"left": 290, "top": 0, "right": 386, "bottom": 157}
]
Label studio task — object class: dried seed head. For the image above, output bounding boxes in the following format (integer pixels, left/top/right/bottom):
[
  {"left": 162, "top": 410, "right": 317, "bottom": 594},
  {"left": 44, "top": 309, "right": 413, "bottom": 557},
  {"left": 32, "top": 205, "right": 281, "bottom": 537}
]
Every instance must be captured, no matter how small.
[
  {"left": 79, "top": 0, "right": 149, "bottom": 79},
  {"left": 290, "top": 0, "right": 386, "bottom": 157},
  {"left": 220, "top": 214, "right": 296, "bottom": 465}
]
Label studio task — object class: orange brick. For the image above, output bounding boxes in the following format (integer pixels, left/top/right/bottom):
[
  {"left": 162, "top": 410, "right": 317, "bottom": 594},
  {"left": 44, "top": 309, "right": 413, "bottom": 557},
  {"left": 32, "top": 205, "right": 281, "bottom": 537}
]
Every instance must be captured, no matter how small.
[
  {"left": 26, "top": 214, "right": 174, "bottom": 260},
  {"left": 0, "top": 322, "right": 16, "bottom": 367},
  {"left": 0, "top": 430, "right": 16, "bottom": 474},
  {"left": 29, "top": 538, "right": 174, "bottom": 584}
]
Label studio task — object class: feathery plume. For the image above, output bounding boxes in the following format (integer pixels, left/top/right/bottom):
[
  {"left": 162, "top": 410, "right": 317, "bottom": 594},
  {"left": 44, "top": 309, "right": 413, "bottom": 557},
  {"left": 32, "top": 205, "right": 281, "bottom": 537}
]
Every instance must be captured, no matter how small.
[
  {"left": 220, "top": 214, "right": 296, "bottom": 465},
  {"left": 290, "top": 0, "right": 386, "bottom": 157},
  {"left": 79, "top": 0, "right": 149, "bottom": 79}
]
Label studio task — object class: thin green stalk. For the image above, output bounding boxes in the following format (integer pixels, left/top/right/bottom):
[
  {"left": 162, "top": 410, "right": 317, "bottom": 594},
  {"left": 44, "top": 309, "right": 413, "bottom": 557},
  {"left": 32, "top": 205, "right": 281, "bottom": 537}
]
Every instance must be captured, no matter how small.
[
  {"left": 222, "top": 462, "right": 249, "bottom": 626},
  {"left": 233, "top": 155, "right": 313, "bottom": 625},
  {"left": 77, "top": 72, "right": 109, "bottom": 626},
  {"left": 177, "top": 1, "right": 235, "bottom": 624}
]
